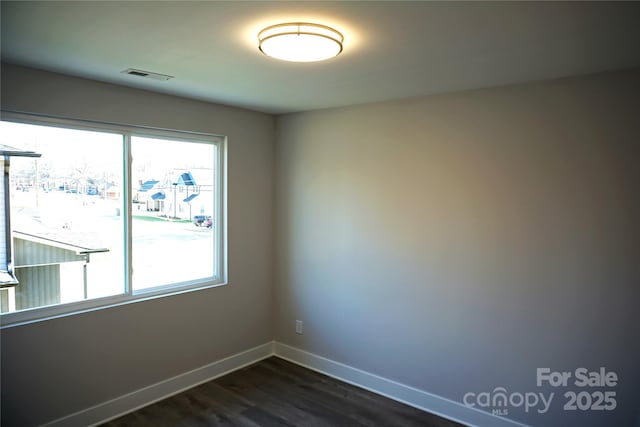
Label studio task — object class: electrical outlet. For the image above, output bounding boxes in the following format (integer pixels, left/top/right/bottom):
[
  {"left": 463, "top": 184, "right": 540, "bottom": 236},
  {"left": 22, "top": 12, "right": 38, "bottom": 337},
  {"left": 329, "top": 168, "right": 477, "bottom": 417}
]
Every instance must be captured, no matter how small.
[{"left": 295, "top": 320, "right": 303, "bottom": 334}]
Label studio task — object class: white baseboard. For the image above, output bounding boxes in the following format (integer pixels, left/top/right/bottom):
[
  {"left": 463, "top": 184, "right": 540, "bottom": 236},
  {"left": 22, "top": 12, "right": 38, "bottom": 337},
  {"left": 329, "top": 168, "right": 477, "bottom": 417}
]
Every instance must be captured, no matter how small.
[
  {"left": 43, "top": 341, "right": 527, "bottom": 427},
  {"left": 273, "top": 342, "right": 528, "bottom": 427},
  {"left": 43, "top": 341, "right": 275, "bottom": 427}
]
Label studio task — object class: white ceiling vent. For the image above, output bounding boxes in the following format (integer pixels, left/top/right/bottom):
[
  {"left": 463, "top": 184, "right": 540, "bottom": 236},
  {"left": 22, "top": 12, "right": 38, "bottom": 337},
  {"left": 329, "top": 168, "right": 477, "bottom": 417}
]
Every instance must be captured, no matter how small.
[{"left": 121, "top": 68, "right": 174, "bottom": 81}]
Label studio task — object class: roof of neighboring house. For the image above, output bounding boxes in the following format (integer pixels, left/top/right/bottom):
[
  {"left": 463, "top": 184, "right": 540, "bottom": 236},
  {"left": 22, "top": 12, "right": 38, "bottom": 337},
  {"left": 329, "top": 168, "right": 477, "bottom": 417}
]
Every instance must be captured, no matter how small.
[
  {"left": 13, "top": 231, "right": 109, "bottom": 255},
  {"left": 183, "top": 193, "right": 199, "bottom": 203},
  {"left": 135, "top": 169, "right": 213, "bottom": 193},
  {"left": 151, "top": 192, "right": 165, "bottom": 200},
  {"left": 176, "top": 172, "right": 196, "bottom": 186},
  {"left": 170, "top": 169, "right": 213, "bottom": 187},
  {"left": 0, "top": 271, "right": 19, "bottom": 286},
  {"left": 138, "top": 180, "right": 160, "bottom": 192},
  {"left": 0, "top": 144, "right": 41, "bottom": 157}
]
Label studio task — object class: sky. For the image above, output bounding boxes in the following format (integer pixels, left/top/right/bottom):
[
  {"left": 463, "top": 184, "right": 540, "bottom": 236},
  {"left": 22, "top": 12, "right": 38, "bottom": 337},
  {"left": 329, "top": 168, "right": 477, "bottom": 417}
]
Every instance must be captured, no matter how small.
[{"left": 0, "top": 121, "right": 215, "bottom": 183}]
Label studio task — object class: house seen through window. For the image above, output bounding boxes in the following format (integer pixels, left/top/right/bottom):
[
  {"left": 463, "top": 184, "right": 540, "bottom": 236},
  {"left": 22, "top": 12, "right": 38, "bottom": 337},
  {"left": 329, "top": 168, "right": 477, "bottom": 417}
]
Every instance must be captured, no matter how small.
[{"left": 0, "top": 118, "right": 225, "bottom": 321}]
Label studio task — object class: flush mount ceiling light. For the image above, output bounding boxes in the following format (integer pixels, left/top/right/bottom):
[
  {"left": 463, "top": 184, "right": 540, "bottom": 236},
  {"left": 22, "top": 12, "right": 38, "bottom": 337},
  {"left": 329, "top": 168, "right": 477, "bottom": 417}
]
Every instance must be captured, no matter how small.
[{"left": 258, "top": 22, "right": 344, "bottom": 62}]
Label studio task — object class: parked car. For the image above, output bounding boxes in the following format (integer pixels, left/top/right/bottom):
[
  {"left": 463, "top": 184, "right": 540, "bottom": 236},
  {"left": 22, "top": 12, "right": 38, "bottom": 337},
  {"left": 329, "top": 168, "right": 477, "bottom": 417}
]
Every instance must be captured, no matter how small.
[{"left": 192, "top": 215, "right": 212, "bottom": 227}]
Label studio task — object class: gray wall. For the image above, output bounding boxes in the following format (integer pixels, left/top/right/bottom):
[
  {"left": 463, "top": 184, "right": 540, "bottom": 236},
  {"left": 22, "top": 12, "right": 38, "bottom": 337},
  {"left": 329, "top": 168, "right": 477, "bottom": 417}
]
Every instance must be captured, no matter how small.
[
  {"left": 274, "top": 69, "right": 640, "bottom": 427},
  {"left": 0, "top": 64, "right": 275, "bottom": 426}
]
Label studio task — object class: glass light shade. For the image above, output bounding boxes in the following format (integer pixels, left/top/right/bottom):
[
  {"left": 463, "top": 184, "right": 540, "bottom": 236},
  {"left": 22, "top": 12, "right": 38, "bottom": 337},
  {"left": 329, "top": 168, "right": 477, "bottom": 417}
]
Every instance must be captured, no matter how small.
[{"left": 258, "top": 23, "right": 344, "bottom": 62}]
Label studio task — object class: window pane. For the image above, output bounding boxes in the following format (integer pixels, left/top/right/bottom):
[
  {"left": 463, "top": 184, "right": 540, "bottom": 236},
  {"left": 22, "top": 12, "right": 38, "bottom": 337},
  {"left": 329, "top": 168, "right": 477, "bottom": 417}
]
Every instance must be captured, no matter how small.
[
  {"left": 131, "top": 136, "right": 216, "bottom": 291},
  {"left": 0, "top": 121, "right": 124, "bottom": 313}
]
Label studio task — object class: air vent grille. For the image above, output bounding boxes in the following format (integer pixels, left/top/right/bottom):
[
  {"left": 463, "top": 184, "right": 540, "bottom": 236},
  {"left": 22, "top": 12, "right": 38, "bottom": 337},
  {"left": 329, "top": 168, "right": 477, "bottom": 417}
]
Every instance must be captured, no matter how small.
[{"left": 121, "top": 68, "right": 174, "bottom": 81}]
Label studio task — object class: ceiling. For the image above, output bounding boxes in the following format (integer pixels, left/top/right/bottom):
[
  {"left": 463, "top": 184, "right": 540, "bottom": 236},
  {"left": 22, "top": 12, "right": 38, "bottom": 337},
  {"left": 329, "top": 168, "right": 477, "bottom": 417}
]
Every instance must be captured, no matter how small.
[{"left": 2, "top": 1, "right": 640, "bottom": 114}]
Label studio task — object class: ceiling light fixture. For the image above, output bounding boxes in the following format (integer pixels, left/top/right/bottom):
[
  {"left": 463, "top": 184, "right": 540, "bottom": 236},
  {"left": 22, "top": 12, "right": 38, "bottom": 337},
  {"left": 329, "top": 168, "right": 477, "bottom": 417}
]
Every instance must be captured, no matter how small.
[{"left": 258, "top": 22, "right": 344, "bottom": 62}]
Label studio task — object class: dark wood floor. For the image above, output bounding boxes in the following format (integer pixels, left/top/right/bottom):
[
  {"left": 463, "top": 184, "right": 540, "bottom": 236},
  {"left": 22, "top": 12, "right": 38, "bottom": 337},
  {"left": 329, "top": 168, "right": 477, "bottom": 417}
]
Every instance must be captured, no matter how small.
[{"left": 101, "top": 356, "right": 466, "bottom": 427}]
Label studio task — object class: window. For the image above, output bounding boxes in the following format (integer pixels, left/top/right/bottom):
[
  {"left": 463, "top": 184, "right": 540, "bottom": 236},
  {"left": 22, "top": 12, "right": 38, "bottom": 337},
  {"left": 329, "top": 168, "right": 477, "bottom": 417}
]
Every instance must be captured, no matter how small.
[
  {"left": 0, "top": 114, "right": 226, "bottom": 325},
  {"left": 131, "top": 136, "right": 218, "bottom": 291}
]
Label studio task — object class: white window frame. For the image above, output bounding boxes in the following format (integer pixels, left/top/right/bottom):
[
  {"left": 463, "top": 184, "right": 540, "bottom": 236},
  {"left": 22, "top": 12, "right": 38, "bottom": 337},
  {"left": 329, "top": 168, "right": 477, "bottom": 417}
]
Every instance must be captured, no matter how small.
[{"left": 0, "top": 111, "right": 228, "bottom": 328}]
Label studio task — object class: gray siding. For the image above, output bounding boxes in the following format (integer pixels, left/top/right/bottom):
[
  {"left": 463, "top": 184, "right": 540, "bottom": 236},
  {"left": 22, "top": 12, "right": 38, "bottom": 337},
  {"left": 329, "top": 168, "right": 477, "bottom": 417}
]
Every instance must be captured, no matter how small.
[
  {"left": 14, "top": 265, "right": 60, "bottom": 310},
  {"left": 14, "top": 237, "right": 86, "bottom": 267}
]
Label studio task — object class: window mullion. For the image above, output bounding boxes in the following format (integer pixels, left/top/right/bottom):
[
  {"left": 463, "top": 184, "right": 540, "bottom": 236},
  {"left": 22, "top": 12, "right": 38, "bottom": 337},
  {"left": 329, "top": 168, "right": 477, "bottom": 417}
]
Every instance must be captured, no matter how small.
[{"left": 123, "top": 133, "right": 133, "bottom": 296}]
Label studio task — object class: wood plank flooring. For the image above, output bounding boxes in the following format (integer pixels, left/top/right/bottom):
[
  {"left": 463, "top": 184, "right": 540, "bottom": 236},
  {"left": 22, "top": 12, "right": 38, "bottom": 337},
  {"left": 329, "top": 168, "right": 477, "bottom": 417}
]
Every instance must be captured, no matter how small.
[{"left": 101, "top": 356, "right": 466, "bottom": 427}]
